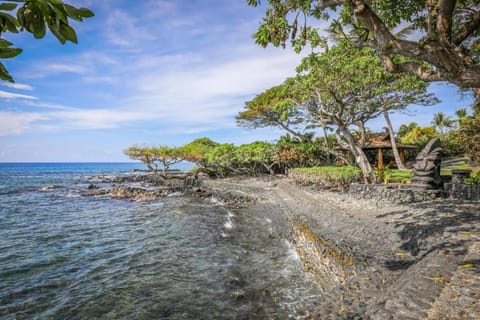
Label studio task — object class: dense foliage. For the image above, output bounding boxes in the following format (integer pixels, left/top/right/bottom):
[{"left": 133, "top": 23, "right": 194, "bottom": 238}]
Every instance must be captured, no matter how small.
[
  {"left": 465, "top": 171, "right": 480, "bottom": 185},
  {"left": 289, "top": 166, "right": 362, "bottom": 191},
  {"left": 0, "top": 0, "right": 93, "bottom": 82},
  {"left": 124, "top": 137, "right": 329, "bottom": 177},
  {"left": 239, "top": 41, "right": 436, "bottom": 182},
  {"left": 248, "top": 0, "right": 480, "bottom": 99}
]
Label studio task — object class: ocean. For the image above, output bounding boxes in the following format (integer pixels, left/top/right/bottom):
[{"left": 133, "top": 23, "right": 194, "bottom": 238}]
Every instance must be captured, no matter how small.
[{"left": 0, "top": 163, "right": 322, "bottom": 319}]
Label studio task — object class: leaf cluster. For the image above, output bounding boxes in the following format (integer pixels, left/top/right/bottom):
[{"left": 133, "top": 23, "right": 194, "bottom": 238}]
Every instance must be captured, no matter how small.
[{"left": 0, "top": 0, "right": 93, "bottom": 82}]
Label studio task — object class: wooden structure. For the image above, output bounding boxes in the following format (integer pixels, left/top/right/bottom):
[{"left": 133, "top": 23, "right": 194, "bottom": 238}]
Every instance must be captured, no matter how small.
[{"left": 361, "top": 133, "right": 416, "bottom": 169}]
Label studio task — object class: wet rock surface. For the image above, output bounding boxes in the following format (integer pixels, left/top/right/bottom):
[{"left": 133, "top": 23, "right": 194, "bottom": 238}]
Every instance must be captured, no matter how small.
[
  {"left": 200, "top": 176, "right": 480, "bottom": 319},
  {"left": 85, "top": 172, "right": 197, "bottom": 201}
]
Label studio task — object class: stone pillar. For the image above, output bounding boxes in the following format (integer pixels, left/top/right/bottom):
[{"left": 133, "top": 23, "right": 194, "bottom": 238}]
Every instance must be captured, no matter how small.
[{"left": 451, "top": 169, "right": 472, "bottom": 200}]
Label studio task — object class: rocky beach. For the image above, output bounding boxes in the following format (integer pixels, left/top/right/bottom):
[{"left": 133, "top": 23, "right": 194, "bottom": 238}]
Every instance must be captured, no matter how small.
[
  {"left": 199, "top": 176, "right": 480, "bottom": 319},
  {"left": 85, "top": 172, "right": 480, "bottom": 319}
]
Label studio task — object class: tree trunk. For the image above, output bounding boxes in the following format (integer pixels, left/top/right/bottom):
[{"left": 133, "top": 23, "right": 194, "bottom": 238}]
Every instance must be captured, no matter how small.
[
  {"left": 384, "top": 111, "right": 407, "bottom": 170},
  {"left": 336, "top": 126, "right": 377, "bottom": 183}
]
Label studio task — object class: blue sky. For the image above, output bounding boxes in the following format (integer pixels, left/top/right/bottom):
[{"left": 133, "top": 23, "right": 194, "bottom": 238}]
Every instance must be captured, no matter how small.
[{"left": 0, "top": 0, "right": 475, "bottom": 162}]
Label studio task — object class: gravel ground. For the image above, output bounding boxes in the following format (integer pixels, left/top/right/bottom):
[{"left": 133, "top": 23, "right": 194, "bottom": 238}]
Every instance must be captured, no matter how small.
[{"left": 199, "top": 176, "right": 480, "bottom": 320}]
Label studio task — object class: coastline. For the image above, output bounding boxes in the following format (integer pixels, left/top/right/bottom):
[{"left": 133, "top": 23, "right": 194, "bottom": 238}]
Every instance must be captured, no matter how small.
[{"left": 198, "top": 176, "right": 480, "bottom": 319}]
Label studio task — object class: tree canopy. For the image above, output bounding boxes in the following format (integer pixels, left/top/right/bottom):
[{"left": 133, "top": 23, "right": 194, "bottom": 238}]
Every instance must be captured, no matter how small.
[
  {"left": 0, "top": 0, "right": 93, "bottom": 82},
  {"left": 248, "top": 0, "right": 480, "bottom": 98},
  {"left": 239, "top": 41, "right": 437, "bottom": 182}
]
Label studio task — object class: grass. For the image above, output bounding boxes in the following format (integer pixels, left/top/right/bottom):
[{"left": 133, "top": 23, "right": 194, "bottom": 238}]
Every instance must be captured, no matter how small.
[
  {"left": 387, "top": 169, "right": 412, "bottom": 183},
  {"left": 290, "top": 166, "right": 362, "bottom": 190}
]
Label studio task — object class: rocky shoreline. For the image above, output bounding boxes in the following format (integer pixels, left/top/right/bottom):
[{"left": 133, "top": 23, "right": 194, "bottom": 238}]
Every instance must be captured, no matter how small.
[
  {"left": 85, "top": 173, "right": 479, "bottom": 319},
  {"left": 199, "top": 176, "right": 479, "bottom": 320}
]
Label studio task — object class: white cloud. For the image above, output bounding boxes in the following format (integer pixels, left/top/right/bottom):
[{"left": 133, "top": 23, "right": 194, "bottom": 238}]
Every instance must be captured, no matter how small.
[
  {"left": 0, "top": 112, "right": 46, "bottom": 136},
  {"left": 23, "top": 101, "right": 74, "bottom": 110},
  {"left": 48, "top": 63, "right": 89, "bottom": 74},
  {"left": 1, "top": 83, "right": 33, "bottom": 91},
  {"left": 106, "top": 9, "right": 155, "bottom": 46},
  {"left": 0, "top": 90, "right": 37, "bottom": 100}
]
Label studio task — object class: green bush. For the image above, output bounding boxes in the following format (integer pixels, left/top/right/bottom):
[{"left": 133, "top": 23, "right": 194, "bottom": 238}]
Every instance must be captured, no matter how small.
[
  {"left": 289, "top": 166, "right": 362, "bottom": 191},
  {"left": 387, "top": 169, "right": 412, "bottom": 183},
  {"left": 465, "top": 172, "right": 480, "bottom": 185}
]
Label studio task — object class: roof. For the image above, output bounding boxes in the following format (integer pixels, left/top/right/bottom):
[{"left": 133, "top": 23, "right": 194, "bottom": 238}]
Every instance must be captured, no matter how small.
[{"left": 361, "top": 132, "right": 416, "bottom": 149}]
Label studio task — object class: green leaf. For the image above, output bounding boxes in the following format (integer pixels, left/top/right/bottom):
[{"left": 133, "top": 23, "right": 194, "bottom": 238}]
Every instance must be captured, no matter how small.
[
  {"left": 59, "top": 22, "right": 77, "bottom": 43},
  {"left": 0, "top": 46, "right": 22, "bottom": 58},
  {"left": 0, "top": 38, "right": 13, "bottom": 47},
  {"left": 63, "top": 4, "right": 83, "bottom": 21},
  {"left": 0, "top": 3, "right": 17, "bottom": 11},
  {"left": 47, "top": 21, "right": 66, "bottom": 43},
  {"left": 77, "top": 7, "right": 94, "bottom": 18},
  {"left": 50, "top": 3, "right": 68, "bottom": 24},
  {"left": 0, "top": 62, "right": 14, "bottom": 82},
  {"left": 0, "top": 12, "right": 19, "bottom": 33}
]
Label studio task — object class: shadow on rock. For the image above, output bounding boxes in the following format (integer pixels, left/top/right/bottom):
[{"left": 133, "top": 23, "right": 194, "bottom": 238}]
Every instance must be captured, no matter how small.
[{"left": 377, "top": 200, "right": 479, "bottom": 271}]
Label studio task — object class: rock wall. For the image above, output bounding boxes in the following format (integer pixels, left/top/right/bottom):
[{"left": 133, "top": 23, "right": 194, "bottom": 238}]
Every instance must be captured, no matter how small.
[
  {"left": 444, "top": 183, "right": 480, "bottom": 201},
  {"left": 349, "top": 170, "right": 480, "bottom": 204},
  {"left": 348, "top": 183, "right": 444, "bottom": 206}
]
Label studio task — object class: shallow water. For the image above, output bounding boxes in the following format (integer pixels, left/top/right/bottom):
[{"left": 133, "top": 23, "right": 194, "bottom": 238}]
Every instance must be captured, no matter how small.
[{"left": 0, "top": 163, "right": 322, "bottom": 319}]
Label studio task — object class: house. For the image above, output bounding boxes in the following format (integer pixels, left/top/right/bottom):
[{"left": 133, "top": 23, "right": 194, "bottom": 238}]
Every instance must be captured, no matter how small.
[{"left": 360, "top": 132, "right": 416, "bottom": 168}]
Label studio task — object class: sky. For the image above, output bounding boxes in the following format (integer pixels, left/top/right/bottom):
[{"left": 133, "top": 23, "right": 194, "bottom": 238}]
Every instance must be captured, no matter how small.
[{"left": 0, "top": 0, "right": 475, "bottom": 162}]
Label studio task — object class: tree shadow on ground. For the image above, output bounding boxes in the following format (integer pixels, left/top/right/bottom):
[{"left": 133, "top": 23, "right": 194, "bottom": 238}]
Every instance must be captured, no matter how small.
[{"left": 376, "top": 200, "right": 479, "bottom": 271}]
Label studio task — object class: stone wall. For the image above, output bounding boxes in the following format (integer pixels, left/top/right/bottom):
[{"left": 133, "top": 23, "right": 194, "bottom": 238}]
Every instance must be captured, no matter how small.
[
  {"left": 348, "top": 183, "right": 444, "bottom": 206},
  {"left": 348, "top": 169, "right": 480, "bottom": 204},
  {"left": 444, "top": 183, "right": 480, "bottom": 201},
  {"left": 446, "top": 169, "right": 480, "bottom": 201}
]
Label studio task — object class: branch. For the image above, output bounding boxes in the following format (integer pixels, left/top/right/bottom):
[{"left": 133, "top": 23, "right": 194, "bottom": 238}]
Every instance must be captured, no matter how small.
[
  {"left": 380, "top": 54, "right": 445, "bottom": 82},
  {"left": 453, "top": 10, "right": 480, "bottom": 45},
  {"left": 317, "top": 0, "right": 344, "bottom": 9},
  {"left": 437, "top": 0, "right": 456, "bottom": 40},
  {"left": 349, "top": 1, "right": 394, "bottom": 45}
]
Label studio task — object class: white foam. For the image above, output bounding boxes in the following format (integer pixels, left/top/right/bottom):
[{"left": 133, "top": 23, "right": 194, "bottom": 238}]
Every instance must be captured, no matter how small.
[
  {"left": 224, "top": 218, "right": 233, "bottom": 230},
  {"left": 65, "top": 193, "right": 80, "bottom": 198}
]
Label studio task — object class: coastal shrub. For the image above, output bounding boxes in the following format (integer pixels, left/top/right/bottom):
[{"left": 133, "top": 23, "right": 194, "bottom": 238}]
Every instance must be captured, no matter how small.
[
  {"left": 289, "top": 166, "right": 362, "bottom": 191},
  {"left": 374, "top": 167, "right": 412, "bottom": 184},
  {"left": 374, "top": 167, "right": 391, "bottom": 184},
  {"left": 465, "top": 172, "right": 480, "bottom": 185},
  {"left": 383, "top": 169, "right": 412, "bottom": 184}
]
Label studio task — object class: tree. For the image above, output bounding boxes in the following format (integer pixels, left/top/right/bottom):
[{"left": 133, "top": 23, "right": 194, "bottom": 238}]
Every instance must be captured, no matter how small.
[
  {"left": 457, "top": 113, "right": 480, "bottom": 161},
  {"left": 398, "top": 122, "right": 418, "bottom": 139},
  {"left": 0, "top": 0, "right": 93, "bottom": 82},
  {"left": 286, "top": 42, "right": 436, "bottom": 183},
  {"left": 151, "top": 146, "right": 183, "bottom": 175},
  {"left": 124, "top": 145, "right": 159, "bottom": 173},
  {"left": 431, "top": 112, "right": 454, "bottom": 134},
  {"left": 399, "top": 125, "right": 437, "bottom": 147},
  {"left": 205, "top": 143, "right": 238, "bottom": 177},
  {"left": 237, "top": 79, "right": 352, "bottom": 164},
  {"left": 248, "top": 0, "right": 480, "bottom": 99},
  {"left": 180, "top": 137, "right": 219, "bottom": 167},
  {"left": 383, "top": 111, "right": 406, "bottom": 170},
  {"left": 237, "top": 85, "right": 311, "bottom": 141},
  {"left": 123, "top": 145, "right": 183, "bottom": 176}
]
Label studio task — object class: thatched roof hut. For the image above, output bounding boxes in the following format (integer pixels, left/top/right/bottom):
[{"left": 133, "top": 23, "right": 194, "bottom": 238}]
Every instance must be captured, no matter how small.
[{"left": 337, "top": 132, "right": 417, "bottom": 168}]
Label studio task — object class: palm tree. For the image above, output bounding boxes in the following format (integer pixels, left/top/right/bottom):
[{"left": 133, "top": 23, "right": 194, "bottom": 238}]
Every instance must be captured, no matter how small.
[
  {"left": 398, "top": 122, "right": 418, "bottom": 139},
  {"left": 431, "top": 112, "right": 454, "bottom": 135},
  {"left": 455, "top": 108, "right": 468, "bottom": 119}
]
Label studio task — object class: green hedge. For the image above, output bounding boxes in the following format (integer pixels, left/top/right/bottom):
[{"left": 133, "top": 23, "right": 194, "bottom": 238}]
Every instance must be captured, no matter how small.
[{"left": 289, "top": 166, "right": 362, "bottom": 191}]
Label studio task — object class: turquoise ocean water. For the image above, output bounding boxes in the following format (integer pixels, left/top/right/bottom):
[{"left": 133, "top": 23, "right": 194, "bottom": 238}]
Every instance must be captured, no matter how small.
[{"left": 0, "top": 163, "right": 321, "bottom": 319}]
